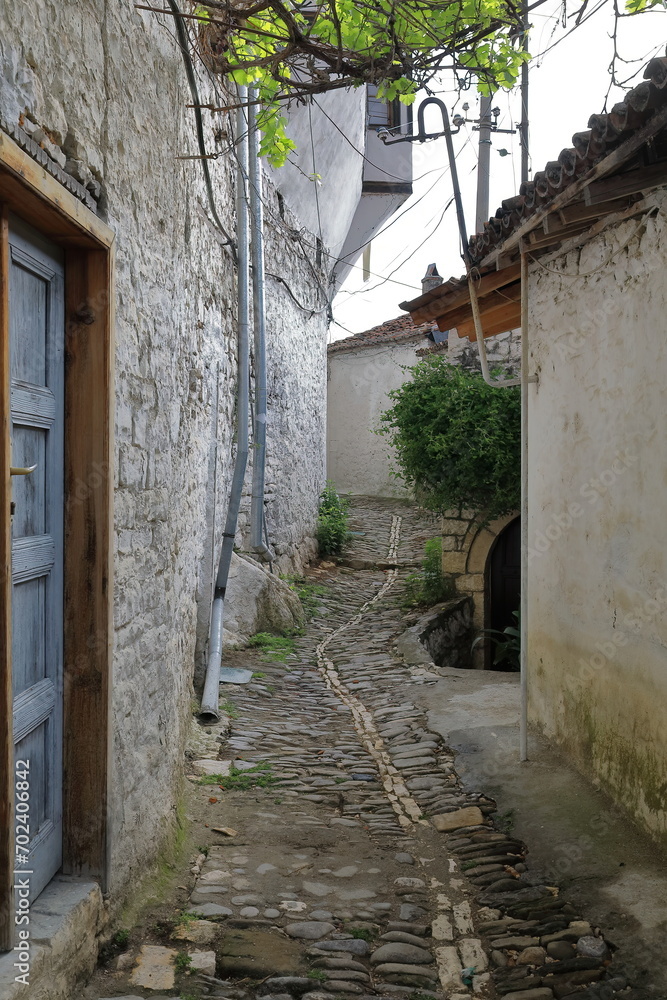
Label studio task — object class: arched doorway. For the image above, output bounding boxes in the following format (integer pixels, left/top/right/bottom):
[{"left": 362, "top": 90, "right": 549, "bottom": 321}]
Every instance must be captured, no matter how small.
[{"left": 485, "top": 515, "right": 520, "bottom": 669}]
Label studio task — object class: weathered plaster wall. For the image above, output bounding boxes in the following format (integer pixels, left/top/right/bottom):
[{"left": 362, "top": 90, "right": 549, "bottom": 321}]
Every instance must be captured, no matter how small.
[
  {"left": 270, "top": 89, "right": 366, "bottom": 258},
  {"left": 327, "top": 338, "right": 429, "bottom": 497},
  {"left": 526, "top": 192, "right": 667, "bottom": 846},
  {"left": 0, "top": 0, "right": 336, "bottom": 922}
]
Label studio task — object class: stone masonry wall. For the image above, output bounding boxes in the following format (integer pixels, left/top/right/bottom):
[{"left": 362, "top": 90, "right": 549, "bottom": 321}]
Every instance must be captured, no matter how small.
[
  {"left": 0, "top": 1, "right": 331, "bottom": 908},
  {"left": 446, "top": 325, "right": 522, "bottom": 372}
]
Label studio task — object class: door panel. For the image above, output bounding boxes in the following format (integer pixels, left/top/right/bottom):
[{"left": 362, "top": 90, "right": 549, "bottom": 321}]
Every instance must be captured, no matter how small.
[
  {"left": 9, "top": 219, "right": 64, "bottom": 902},
  {"left": 488, "top": 516, "right": 521, "bottom": 668}
]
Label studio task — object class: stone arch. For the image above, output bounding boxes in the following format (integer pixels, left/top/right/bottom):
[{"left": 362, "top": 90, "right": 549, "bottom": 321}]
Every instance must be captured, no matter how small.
[{"left": 463, "top": 513, "right": 519, "bottom": 666}]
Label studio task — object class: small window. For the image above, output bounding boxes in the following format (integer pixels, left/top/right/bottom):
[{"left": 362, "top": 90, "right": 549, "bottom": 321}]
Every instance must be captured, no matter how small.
[{"left": 367, "top": 85, "right": 395, "bottom": 129}]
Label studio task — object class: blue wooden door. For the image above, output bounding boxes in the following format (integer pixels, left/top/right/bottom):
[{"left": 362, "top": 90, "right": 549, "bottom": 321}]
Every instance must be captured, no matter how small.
[{"left": 9, "top": 219, "right": 64, "bottom": 901}]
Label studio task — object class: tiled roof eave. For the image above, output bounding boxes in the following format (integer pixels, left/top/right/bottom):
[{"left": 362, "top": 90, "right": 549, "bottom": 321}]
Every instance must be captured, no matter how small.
[{"left": 328, "top": 329, "right": 430, "bottom": 354}]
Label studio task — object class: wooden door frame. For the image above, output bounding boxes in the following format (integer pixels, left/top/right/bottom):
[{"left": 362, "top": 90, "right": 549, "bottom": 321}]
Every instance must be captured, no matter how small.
[{"left": 0, "top": 130, "right": 115, "bottom": 949}]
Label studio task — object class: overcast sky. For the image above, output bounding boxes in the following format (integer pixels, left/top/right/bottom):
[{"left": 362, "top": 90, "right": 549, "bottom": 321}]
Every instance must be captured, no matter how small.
[{"left": 329, "top": 3, "right": 667, "bottom": 340}]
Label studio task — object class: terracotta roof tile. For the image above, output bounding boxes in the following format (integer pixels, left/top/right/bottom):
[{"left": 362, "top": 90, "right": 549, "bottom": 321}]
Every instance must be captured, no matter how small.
[
  {"left": 466, "top": 51, "right": 667, "bottom": 264},
  {"left": 328, "top": 314, "right": 433, "bottom": 354}
]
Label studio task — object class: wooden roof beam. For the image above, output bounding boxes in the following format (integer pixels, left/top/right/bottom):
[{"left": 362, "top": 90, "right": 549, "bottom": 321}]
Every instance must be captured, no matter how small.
[
  {"left": 433, "top": 280, "right": 521, "bottom": 331},
  {"left": 584, "top": 157, "right": 667, "bottom": 206},
  {"left": 457, "top": 304, "right": 521, "bottom": 341},
  {"left": 406, "top": 262, "right": 521, "bottom": 323},
  {"left": 444, "top": 298, "right": 522, "bottom": 340}
]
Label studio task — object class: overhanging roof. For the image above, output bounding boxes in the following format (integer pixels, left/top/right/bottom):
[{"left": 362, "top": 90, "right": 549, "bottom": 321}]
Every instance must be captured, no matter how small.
[{"left": 400, "top": 51, "right": 667, "bottom": 339}]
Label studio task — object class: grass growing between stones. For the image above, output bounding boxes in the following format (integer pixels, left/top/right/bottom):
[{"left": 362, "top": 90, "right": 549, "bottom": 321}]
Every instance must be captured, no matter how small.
[
  {"left": 308, "top": 969, "right": 328, "bottom": 981},
  {"left": 174, "top": 950, "right": 193, "bottom": 972},
  {"left": 198, "top": 762, "right": 278, "bottom": 790},
  {"left": 497, "top": 808, "right": 515, "bottom": 834},
  {"left": 283, "top": 574, "right": 329, "bottom": 618},
  {"left": 248, "top": 631, "right": 299, "bottom": 662},
  {"left": 348, "top": 927, "right": 374, "bottom": 941}
]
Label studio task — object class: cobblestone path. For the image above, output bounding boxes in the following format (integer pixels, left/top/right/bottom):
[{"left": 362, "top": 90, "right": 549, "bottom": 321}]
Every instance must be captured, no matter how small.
[{"left": 90, "top": 499, "right": 649, "bottom": 1000}]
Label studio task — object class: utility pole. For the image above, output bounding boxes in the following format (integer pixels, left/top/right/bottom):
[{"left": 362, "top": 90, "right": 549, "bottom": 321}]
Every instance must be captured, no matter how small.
[
  {"left": 520, "top": 3, "right": 530, "bottom": 184},
  {"left": 475, "top": 94, "right": 494, "bottom": 233}
]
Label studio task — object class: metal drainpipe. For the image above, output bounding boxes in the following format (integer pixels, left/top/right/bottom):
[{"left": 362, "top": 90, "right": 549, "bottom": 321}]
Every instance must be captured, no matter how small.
[
  {"left": 442, "top": 101, "right": 535, "bottom": 758},
  {"left": 248, "top": 87, "right": 275, "bottom": 562},
  {"left": 519, "top": 250, "right": 529, "bottom": 761},
  {"left": 200, "top": 88, "right": 251, "bottom": 721}
]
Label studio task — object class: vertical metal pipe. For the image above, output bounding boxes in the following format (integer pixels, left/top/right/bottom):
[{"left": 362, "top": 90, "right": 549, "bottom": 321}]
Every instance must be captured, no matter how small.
[
  {"left": 519, "top": 248, "right": 529, "bottom": 761},
  {"left": 441, "top": 101, "right": 526, "bottom": 391},
  {"left": 475, "top": 94, "right": 493, "bottom": 234},
  {"left": 200, "top": 88, "right": 251, "bottom": 720},
  {"left": 248, "top": 88, "right": 274, "bottom": 561},
  {"left": 520, "top": 4, "right": 530, "bottom": 186},
  {"left": 442, "top": 96, "right": 532, "bottom": 759}
]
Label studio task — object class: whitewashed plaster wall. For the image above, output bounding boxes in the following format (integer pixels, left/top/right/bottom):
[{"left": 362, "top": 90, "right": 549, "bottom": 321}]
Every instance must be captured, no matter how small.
[
  {"left": 327, "top": 338, "right": 429, "bottom": 497},
  {"left": 327, "top": 325, "right": 522, "bottom": 499},
  {"left": 0, "top": 0, "right": 348, "bottom": 911},
  {"left": 269, "top": 87, "right": 367, "bottom": 258},
  {"left": 526, "top": 190, "right": 667, "bottom": 846}
]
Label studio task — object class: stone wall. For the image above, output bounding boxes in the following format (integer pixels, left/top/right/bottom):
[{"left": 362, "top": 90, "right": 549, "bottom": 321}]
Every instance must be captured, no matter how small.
[
  {"left": 396, "top": 597, "right": 474, "bottom": 671},
  {"left": 0, "top": 1, "right": 342, "bottom": 917},
  {"left": 446, "top": 325, "right": 522, "bottom": 373},
  {"left": 526, "top": 190, "right": 667, "bottom": 847}
]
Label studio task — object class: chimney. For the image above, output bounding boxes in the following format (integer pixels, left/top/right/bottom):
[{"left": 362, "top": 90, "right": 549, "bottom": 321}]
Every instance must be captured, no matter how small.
[{"left": 422, "top": 263, "right": 443, "bottom": 295}]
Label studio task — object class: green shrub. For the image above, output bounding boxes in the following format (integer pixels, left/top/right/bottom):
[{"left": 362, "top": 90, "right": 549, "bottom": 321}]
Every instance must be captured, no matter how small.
[
  {"left": 402, "top": 537, "right": 455, "bottom": 608},
  {"left": 381, "top": 357, "right": 520, "bottom": 520},
  {"left": 174, "top": 951, "right": 193, "bottom": 972},
  {"left": 316, "top": 482, "right": 350, "bottom": 556}
]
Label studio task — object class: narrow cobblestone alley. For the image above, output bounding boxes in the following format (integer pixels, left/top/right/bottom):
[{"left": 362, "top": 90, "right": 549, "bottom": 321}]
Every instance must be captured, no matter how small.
[{"left": 86, "top": 500, "right": 655, "bottom": 1000}]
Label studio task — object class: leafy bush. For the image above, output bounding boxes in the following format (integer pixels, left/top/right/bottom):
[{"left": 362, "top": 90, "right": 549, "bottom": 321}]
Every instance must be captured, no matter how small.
[
  {"left": 381, "top": 357, "right": 520, "bottom": 520},
  {"left": 316, "top": 482, "right": 350, "bottom": 556},
  {"left": 402, "top": 538, "right": 455, "bottom": 608}
]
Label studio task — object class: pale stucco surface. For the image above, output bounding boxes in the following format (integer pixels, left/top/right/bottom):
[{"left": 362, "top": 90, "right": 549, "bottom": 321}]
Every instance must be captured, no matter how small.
[
  {"left": 526, "top": 189, "right": 667, "bottom": 846},
  {"left": 327, "top": 338, "right": 429, "bottom": 497}
]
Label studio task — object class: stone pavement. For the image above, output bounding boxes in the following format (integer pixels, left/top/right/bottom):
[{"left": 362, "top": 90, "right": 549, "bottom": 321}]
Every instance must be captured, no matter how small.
[{"left": 87, "top": 499, "right": 654, "bottom": 1000}]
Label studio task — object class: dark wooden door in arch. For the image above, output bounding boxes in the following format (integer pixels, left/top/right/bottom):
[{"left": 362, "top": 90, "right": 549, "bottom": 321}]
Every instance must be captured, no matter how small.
[{"left": 487, "top": 516, "right": 520, "bottom": 667}]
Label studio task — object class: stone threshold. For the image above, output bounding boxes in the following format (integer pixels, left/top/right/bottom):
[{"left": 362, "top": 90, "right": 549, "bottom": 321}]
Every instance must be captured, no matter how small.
[{"left": 0, "top": 876, "right": 103, "bottom": 1000}]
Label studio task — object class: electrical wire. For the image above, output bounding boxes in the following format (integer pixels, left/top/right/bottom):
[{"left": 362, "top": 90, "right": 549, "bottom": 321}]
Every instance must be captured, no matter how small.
[
  {"left": 158, "top": 8, "right": 497, "bottom": 308},
  {"left": 221, "top": 101, "right": 459, "bottom": 291},
  {"left": 332, "top": 127, "right": 476, "bottom": 275},
  {"left": 311, "top": 97, "right": 418, "bottom": 183},
  {"left": 336, "top": 193, "right": 456, "bottom": 299}
]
